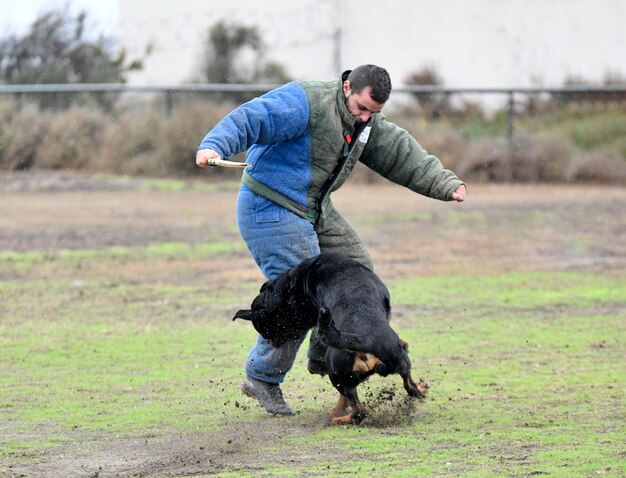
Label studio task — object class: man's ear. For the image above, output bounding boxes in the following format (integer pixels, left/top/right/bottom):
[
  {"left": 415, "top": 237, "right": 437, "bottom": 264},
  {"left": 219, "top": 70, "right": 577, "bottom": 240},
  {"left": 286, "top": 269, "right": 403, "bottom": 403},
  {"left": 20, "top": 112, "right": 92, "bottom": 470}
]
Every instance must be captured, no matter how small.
[
  {"left": 233, "top": 309, "right": 253, "bottom": 321},
  {"left": 342, "top": 80, "right": 351, "bottom": 97}
]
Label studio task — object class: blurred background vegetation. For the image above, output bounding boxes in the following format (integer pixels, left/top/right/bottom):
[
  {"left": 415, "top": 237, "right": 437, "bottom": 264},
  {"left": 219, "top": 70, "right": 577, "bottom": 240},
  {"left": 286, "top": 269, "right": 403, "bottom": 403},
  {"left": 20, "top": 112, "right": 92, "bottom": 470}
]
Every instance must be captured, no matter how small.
[{"left": 1, "top": 8, "right": 625, "bottom": 184}]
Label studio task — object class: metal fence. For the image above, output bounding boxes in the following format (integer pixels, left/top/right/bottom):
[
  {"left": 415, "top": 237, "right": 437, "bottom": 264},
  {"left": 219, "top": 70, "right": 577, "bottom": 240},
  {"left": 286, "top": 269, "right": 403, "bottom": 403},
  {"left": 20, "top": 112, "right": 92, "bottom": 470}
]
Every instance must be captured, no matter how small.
[{"left": 2, "top": 82, "right": 625, "bottom": 150}]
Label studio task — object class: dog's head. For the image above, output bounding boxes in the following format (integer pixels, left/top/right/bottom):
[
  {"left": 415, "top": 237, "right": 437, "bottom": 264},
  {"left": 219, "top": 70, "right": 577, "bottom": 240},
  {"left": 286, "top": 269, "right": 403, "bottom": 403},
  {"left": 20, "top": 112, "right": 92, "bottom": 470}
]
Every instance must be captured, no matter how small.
[{"left": 233, "top": 268, "right": 316, "bottom": 347}]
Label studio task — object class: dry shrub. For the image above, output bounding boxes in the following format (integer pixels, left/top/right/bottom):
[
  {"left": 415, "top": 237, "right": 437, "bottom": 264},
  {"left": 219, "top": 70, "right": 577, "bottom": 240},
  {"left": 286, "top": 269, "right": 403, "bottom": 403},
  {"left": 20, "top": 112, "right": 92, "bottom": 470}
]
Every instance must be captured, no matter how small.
[
  {"left": 0, "top": 97, "right": 17, "bottom": 123},
  {"left": 456, "top": 137, "right": 511, "bottom": 182},
  {"left": 416, "top": 128, "right": 466, "bottom": 173},
  {"left": 530, "top": 133, "right": 576, "bottom": 181},
  {"left": 509, "top": 132, "right": 540, "bottom": 181},
  {"left": 508, "top": 130, "right": 553, "bottom": 182},
  {"left": 456, "top": 131, "right": 583, "bottom": 183},
  {"left": 156, "top": 99, "right": 234, "bottom": 175},
  {"left": 35, "top": 107, "right": 107, "bottom": 170},
  {"left": 565, "top": 152, "right": 626, "bottom": 184},
  {"left": 92, "top": 110, "right": 162, "bottom": 175},
  {"left": 0, "top": 102, "right": 45, "bottom": 170}
]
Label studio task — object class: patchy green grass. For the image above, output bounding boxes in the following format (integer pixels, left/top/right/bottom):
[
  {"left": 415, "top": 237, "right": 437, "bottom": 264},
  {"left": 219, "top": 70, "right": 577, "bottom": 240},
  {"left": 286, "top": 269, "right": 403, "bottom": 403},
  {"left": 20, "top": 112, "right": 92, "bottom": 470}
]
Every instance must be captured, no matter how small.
[
  {"left": 538, "top": 108, "right": 626, "bottom": 155},
  {"left": 1, "top": 240, "right": 624, "bottom": 476},
  {"left": 263, "top": 269, "right": 625, "bottom": 477},
  {"left": 391, "top": 270, "right": 626, "bottom": 310},
  {"left": 0, "top": 241, "right": 243, "bottom": 274},
  {"left": 1, "top": 300, "right": 248, "bottom": 438}
]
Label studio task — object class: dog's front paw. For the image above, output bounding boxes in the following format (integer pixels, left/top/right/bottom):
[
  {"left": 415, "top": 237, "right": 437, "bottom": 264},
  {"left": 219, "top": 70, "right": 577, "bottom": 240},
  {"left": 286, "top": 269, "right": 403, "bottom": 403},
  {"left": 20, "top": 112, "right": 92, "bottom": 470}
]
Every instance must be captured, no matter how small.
[
  {"left": 417, "top": 379, "right": 429, "bottom": 396},
  {"left": 330, "top": 410, "right": 367, "bottom": 426},
  {"left": 405, "top": 378, "right": 429, "bottom": 398}
]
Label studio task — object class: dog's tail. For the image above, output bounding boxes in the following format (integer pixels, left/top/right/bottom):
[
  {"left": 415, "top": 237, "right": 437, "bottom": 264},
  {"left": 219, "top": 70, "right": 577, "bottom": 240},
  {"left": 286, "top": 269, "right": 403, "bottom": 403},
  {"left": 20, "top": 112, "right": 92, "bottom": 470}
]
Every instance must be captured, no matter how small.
[{"left": 317, "top": 307, "right": 375, "bottom": 352}]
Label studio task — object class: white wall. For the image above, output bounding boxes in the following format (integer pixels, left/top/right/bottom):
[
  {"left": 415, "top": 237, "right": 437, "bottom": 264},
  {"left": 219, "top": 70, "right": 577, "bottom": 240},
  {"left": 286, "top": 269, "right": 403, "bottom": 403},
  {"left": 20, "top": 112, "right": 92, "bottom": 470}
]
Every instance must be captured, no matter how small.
[
  {"left": 341, "top": 0, "right": 626, "bottom": 89},
  {"left": 120, "top": 0, "right": 626, "bottom": 92},
  {"left": 120, "top": 0, "right": 340, "bottom": 84}
]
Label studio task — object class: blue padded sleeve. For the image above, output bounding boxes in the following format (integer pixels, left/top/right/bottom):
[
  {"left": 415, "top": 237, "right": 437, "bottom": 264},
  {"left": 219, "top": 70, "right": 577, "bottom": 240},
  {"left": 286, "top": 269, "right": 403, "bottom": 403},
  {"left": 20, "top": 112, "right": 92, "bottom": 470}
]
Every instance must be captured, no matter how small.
[{"left": 197, "top": 82, "right": 310, "bottom": 159}]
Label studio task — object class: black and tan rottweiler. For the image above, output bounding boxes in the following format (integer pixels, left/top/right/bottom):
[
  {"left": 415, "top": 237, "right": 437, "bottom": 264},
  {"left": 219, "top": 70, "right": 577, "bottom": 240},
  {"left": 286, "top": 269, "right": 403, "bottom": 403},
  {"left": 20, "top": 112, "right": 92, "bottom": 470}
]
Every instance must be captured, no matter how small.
[{"left": 233, "top": 252, "right": 428, "bottom": 424}]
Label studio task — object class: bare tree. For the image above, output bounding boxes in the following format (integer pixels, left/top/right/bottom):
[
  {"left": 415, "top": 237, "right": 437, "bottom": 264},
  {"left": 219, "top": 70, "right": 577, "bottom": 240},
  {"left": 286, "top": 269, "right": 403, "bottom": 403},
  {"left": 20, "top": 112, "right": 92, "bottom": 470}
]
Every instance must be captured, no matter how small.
[
  {"left": 404, "top": 65, "right": 449, "bottom": 119},
  {"left": 0, "top": 7, "right": 142, "bottom": 109},
  {"left": 201, "top": 20, "right": 290, "bottom": 101}
]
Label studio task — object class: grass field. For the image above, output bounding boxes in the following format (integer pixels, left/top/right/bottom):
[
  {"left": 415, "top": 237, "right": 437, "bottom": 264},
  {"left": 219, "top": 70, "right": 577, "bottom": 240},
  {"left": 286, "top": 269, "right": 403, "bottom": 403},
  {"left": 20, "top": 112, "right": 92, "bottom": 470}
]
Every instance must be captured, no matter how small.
[{"left": 1, "top": 174, "right": 625, "bottom": 477}]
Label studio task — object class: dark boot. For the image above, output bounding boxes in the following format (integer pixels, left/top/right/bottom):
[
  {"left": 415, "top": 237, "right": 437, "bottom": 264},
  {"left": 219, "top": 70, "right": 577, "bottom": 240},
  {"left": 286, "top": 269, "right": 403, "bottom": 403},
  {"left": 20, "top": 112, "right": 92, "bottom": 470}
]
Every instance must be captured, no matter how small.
[{"left": 241, "top": 377, "right": 296, "bottom": 416}]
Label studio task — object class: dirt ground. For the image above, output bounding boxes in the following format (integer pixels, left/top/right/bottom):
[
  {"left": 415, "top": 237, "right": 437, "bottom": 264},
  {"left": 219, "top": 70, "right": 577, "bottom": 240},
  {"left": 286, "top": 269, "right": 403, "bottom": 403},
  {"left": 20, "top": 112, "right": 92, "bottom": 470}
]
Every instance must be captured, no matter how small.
[
  {"left": 3, "top": 171, "right": 626, "bottom": 274},
  {"left": 2, "top": 171, "right": 626, "bottom": 477}
]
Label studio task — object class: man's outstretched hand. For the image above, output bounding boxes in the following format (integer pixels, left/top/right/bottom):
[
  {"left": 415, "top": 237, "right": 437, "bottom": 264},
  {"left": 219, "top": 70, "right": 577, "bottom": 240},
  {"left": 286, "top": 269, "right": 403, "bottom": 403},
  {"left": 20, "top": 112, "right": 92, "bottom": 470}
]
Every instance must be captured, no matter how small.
[{"left": 451, "top": 184, "right": 466, "bottom": 202}]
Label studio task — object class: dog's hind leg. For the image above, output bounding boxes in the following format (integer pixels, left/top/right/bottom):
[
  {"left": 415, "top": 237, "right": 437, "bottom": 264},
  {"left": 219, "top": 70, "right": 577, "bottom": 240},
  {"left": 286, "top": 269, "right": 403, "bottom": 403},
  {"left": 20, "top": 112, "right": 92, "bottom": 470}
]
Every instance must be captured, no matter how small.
[
  {"left": 330, "top": 387, "right": 366, "bottom": 425},
  {"left": 330, "top": 394, "right": 349, "bottom": 418}
]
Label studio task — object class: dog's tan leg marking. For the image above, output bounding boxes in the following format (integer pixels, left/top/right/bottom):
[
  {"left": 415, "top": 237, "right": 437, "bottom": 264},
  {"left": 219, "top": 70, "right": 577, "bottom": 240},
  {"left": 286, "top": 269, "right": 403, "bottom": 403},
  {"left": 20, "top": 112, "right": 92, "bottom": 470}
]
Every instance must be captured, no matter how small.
[
  {"left": 330, "top": 401, "right": 367, "bottom": 425},
  {"left": 330, "top": 413, "right": 353, "bottom": 425},
  {"left": 399, "top": 338, "right": 409, "bottom": 352},
  {"left": 331, "top": 394, "right": 348, "bottom": 418},
  {"left": 404, "top": 375, "right": 430, "bottom": 397},
  {"left": 352, "top": 353, "right": 382, "bottom": 373}
]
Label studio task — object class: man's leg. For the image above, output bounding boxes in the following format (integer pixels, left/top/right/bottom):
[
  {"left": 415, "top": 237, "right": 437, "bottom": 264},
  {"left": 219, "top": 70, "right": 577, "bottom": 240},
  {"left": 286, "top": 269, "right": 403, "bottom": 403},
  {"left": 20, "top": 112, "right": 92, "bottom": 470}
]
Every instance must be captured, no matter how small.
[
  {"left": 315, "top": 206, "right": 373, "bottom": 270},
  {"left": 236, "top": 187, "right": 320, "bottom": 414},
  {"left": 307, "top": 205, "right": 373, "bottom": 374}
]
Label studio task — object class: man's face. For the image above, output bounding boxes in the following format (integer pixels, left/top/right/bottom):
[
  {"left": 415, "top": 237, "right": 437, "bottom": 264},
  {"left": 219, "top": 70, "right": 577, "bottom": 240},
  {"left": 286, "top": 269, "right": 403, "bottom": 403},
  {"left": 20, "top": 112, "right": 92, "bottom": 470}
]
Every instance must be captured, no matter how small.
[{"left": 343, "top": 81, "right": 385, "bottom": 123}]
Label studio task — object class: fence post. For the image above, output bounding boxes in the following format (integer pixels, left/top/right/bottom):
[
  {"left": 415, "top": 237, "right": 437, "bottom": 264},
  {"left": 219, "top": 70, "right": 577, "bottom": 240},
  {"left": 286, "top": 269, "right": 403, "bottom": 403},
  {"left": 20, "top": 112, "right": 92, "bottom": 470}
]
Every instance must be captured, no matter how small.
[
  {"left": 165, "top": 89, "right": 173, "bottom": 117},
  {"left": 507, "top": 91, "right": 515, "bottom": 162}
]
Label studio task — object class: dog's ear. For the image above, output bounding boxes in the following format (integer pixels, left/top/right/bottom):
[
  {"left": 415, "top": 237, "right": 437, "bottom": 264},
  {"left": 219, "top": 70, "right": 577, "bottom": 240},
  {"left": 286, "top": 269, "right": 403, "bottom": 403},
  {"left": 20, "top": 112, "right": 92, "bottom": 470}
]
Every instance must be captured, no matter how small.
[
  {"left": 233, "top": 308, "right": 272, "bottom": 323},
  {"left": 233, "top": 309, "right": 254, "bottom": 321},
  {"left": 384, "top": 296, "right": 391, "bottom": 313}
]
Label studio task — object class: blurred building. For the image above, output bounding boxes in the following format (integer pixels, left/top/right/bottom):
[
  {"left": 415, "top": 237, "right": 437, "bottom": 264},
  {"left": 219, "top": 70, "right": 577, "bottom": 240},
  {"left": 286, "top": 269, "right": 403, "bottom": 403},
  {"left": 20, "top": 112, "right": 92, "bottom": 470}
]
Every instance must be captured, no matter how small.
[{"left": 119, "top": 0, "right": 626, "bottom": 90}]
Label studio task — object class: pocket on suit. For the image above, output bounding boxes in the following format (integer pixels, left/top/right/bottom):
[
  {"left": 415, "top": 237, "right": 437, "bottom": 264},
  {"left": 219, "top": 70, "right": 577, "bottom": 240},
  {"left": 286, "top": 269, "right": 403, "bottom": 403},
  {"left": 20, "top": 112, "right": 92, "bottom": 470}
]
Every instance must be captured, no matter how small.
[{"left": 254, "top": 196, "right": 281, "bottom": 223}]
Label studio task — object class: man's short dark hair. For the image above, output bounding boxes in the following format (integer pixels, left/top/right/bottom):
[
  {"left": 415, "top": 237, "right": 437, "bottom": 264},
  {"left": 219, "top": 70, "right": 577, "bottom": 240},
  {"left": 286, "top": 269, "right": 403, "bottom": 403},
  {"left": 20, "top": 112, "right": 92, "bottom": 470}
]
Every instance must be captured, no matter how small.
[{"left": 347, "top": 65, "right": 392, "bottom": 104}]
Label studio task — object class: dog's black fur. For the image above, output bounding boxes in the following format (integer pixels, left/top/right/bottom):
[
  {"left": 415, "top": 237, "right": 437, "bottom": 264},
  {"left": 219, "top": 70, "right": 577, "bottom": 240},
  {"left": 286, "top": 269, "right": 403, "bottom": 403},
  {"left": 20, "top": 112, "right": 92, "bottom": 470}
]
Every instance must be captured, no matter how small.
[{"left": 233, "top": 252, "right": 427, "bottom": 424}]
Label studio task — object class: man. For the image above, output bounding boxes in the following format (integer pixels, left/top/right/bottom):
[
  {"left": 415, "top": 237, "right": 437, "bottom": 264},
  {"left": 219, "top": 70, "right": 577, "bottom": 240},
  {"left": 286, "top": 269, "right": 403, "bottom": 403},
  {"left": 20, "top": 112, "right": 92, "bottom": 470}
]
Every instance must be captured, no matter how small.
[{"left": 196, "top": 64, "right": 466, "bottom": 416}]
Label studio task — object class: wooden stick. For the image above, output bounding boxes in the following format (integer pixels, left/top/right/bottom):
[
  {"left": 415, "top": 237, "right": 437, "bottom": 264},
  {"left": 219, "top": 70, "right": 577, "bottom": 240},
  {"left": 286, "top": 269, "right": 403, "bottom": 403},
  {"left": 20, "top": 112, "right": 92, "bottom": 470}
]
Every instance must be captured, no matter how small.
[{"left": 208, "top": 158, "right": 250, "bottom": 168}]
